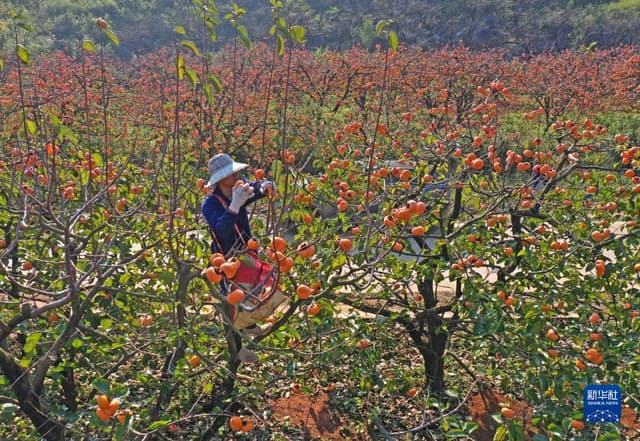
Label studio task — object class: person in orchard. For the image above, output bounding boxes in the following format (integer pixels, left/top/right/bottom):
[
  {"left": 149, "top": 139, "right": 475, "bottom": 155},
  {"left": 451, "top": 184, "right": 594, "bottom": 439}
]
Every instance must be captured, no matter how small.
[
  {"left": 202, "top": 153, "right": 273, "bottom": 254},
  {"left": 202, "top": 153, "right": 274, "bottom": 362}
]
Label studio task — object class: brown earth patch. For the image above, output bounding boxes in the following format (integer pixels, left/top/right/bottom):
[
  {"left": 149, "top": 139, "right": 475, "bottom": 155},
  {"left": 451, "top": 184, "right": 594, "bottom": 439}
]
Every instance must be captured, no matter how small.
[
  {"left": 468, "top": 390, "right": 640, "bottom": 441},
  {"left": 468, "top": 390, "right": 537, "bottom": 441},
  {"left": 622, "top": 407, "right": 640, "bottom": 439},
  {"left": 269, "top": 390, "right": 364, "bottom": 440}
]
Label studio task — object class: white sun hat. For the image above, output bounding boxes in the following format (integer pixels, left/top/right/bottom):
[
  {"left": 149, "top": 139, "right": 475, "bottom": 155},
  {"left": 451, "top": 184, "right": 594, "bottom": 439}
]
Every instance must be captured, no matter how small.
[{"left": 205, "top": 153, "right": 248, "bottom": 187}]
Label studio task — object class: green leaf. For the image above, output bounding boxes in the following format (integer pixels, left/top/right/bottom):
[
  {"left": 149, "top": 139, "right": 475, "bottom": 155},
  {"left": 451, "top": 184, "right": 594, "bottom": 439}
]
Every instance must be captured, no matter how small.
[
  {"left": 91, "top": 153, "right": 103, "bottom": 167},
  {"left": 174, "top": 26, "right": 186, "bottom": 35},
  {"left": 231, "top": 4, "right": 246, "bottom": 16},
  {"left": 184, "top": 67, "right": 199, "bottom": 88},
  {"left": 207, "top": 73, "right": 222, "bottom": 93},
  {"left": 102, "top": 28, "right": 119, "bottom": 46},
  {"left": 58, "top": 126, "right": 78, "bottom": 143},
  {"left": 82, "top": 40, "right": 96, "bottom": 52},
  {"left": 26, "top": 119, "right": 37, "bottom": 135},
  {"left": 236, "top": 24, "right": 249, "bottom": 40},
  {"left": 597, "top": 432, "right": 623, "bottom": 441},
  {"left": 290, "top": 25, "right": 306, "bottom": 44},
  {"left": 111, "top": 385, "right": 129, "bottom": 397},
  {"left": 71, "top": 338, "right": 84, "bottom": 349},
  {"left": 24, "top": 332, "right": 42, "bottom": 353},
  {"left": 236, "top": 24, "right": 252, "bottom": 49},
  {"left": 507, "top": 421, "right": 526, "bottom": 441},
  {"left": 0, "top": 56, "right": 3, "bottom": 70},
  {"left": 1, "top": 403, "right": 18, "bottom": 423},
  {"left": 276, "top": 34, "right": 285, "bottom": 57},
  {"left": 444, "top": 388, "right": 459, "bottom": 398},
  {"left": 180, "top": 40, "right": 200, "bottom": 57},
  {"left": 239, "top": 34, "right": 252, "bottom": 49},
  {"left": 203, "top": 84, "right": 213, "bottom": 105},
  {"left": 49, "top": 113, "right": 61, "bottom": 126},
  {"left": 148, "top": 420, "right": 171, "bottom": 430},
  {"left": 16, "top": 44, "right": 30, "bottom": 65},
  {"left": 176, "top": 55, "right": 184, "bottom": 80},
  {"left": 158, "top": 271, "right": 174, "bottom": 284},
  {"left": 100, "top": 318, "right": 113, "bottom": 329},
  {"left": 17, "top": 23, "right": 35, "bottom": 33},
  {"left": 493, "top": 425, "right": 507, "bottom": 441},
  {"left": 92, "top": 378, "right": 110, "bottom": 395},
  {"left": 375, "top": 20, "right": 387, "bottom": 36},
  {"left": 209, "top": 29, "right": 217, "bottom": 43},
  {"left": 388, "top": 31, "right": 398, "bottom": 51}
]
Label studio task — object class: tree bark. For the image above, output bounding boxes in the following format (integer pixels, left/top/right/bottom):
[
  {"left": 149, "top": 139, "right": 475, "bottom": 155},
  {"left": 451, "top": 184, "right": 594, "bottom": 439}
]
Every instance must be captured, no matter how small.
[
  {"left": 0, "top": 348, "right": 65, "bottom": 440},
  {"left": 61, "top": 366, "right": 77, "bottom": 412},
  {"left": 406, "top": 314, "right": 448, "bottom": 393},
  {"left": 409, "top": 276, "right": 449, "bottom": 392}
]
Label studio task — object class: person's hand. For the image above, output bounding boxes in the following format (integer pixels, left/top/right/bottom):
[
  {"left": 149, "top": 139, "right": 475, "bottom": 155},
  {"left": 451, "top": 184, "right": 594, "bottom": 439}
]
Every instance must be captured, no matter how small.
[
  {"left": 260, "top": 180, "right": 276, "bottom": 196},
  {"left": 228, "top": 182, "right": 254, "bottom": 213}
]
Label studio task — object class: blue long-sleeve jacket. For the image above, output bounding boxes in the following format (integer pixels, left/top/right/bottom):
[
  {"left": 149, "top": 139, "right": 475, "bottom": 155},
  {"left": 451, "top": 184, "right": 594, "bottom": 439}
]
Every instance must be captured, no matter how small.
[{"left": 202, "top": 181, "right": 266, "bottom": 254}]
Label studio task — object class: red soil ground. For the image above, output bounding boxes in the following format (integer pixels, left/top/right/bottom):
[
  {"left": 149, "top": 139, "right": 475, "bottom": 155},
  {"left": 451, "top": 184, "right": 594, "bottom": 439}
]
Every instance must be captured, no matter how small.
[{"left": 270, "top": 388, "right": 640, "bottom": 440}]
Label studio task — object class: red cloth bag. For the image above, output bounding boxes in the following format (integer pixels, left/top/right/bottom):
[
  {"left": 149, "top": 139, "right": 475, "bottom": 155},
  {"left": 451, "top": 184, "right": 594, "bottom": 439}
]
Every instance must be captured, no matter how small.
[{"left": 207, "top": 194, "right": 287, "bottom": 328}]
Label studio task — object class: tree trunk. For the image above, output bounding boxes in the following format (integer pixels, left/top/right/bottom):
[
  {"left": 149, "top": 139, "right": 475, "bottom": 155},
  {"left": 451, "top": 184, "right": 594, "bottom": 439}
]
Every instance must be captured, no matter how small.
[
  {"left": 0, "top": 348, "right": 65, "bottom": 440},
  {"left": 423, "top": 317, "right": 448, "bottom": 392},
  {"left": 408, "top": 276, "right": 449, "bottom": 392},
  {"left": 61, "top": 366, "right": 77, "bottom": 412},
  {"left": 406, "top": 317, "right": 448, "bottom": 393}
]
